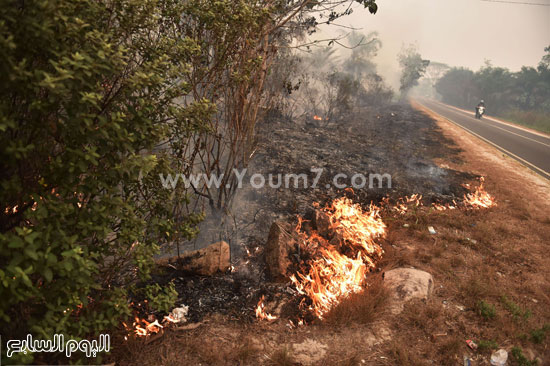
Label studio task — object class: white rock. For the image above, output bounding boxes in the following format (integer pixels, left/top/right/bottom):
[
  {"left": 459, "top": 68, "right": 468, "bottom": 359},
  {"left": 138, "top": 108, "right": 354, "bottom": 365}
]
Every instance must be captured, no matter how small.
[{"left": 384, "top": 268, "right": 434, "bottom": 314}]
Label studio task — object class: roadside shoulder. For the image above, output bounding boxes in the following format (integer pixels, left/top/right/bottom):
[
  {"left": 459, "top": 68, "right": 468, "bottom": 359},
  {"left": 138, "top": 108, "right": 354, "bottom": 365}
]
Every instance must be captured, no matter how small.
[{"left": 411, "top": 100, "right": 550, "bottom": 212}]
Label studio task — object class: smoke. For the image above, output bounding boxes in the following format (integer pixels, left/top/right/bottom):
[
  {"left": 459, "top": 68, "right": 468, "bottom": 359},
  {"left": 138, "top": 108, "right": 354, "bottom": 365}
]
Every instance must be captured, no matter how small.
[{"left": 312, "top": 0, "right": 549, "bottom": 89}]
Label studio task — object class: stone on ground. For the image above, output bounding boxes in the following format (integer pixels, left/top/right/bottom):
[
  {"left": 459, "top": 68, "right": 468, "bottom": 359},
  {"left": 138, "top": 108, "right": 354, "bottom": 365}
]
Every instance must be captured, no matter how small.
[
  {"left": 157, "top": 241, "right": 230, "bottom": 276},
  {"left": 384, "top": 268, "right": 434, "bottom": 314},
  {"left": 265, "top": 222, "right": 298, "bottom": 281}
]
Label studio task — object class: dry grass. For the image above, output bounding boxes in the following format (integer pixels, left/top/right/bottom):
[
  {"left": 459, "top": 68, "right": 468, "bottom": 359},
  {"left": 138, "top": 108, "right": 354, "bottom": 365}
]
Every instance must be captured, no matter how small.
[
  {"left": 107, "top": 104, "right": 550, "bottom": 366},
  {"left": 387, "top": 341, "right": 426, "bottom": 366},
  {"left": 323, "top": 274, "right": 389, "bottom": 326},
  {"left": 236, "top": 338, "right": 262, "bottom": 364},
  {"left": 334, "top": 354, "right": 361, "bottom": 366},
  {"left": 401, "top": 299, "right": 443, "bottom": 332},
  {"left": 437, "top": 337, "right": 462, "bottom": 366},
  {"left": 111, "top": 326, "right": 263, "bottom": 366},
  {"left": 267, "top": 347, "right": 296, "bottom": 366}
]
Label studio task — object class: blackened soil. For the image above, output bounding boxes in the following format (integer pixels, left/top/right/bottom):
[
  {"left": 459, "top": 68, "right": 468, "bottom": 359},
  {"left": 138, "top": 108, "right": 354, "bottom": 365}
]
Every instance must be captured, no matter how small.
[
  {"left": 155, "top": 102, "right": 477, "bottom": 322},
  {"left": 248, "top": 102, "right": 474, "bottom": 218}
]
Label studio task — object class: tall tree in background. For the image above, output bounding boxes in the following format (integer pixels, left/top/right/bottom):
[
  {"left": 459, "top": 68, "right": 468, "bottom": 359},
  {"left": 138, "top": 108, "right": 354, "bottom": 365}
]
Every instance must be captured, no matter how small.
[
  {"left": 398, "top": 44, "right": 430, "bottom": 99},
  {"left": 342, "top": 31, "right": 381, "bottom": 80},
  {"left": 436, "top": 68, "right": 478, "bottom": 108}
]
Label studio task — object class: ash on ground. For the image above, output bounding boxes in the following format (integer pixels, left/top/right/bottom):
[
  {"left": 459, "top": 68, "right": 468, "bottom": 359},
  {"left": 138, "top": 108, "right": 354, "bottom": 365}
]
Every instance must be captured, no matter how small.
[{"left": 154, "top": 102, "right": 476, "bottom": 322}]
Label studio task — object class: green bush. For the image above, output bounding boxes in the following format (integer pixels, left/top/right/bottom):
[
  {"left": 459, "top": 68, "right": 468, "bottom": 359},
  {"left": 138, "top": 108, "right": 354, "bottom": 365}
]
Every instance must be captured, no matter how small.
[
  {"left": 530, "top": 324, "right": 550, "bottom": 344},
  {"left": 0, "top": 0, "right": 382, "bottom": 363},
  {"left": 0, "top": 0, "right": 207, "bottom": 361},
  {"left": 501, "top": 109, "right": 550, "bottom": 134},
  {"left": 510, "top": 347, "right": 538, "bottom": 366},
  {"left": 500, "top": 295, "right": 532, "bottom": 323},
  {"left": 477, "top": 339, "right": 499, "bottom": 352},
  {"left": 477, "top": 300, "right": 497, "bottom": 320}
]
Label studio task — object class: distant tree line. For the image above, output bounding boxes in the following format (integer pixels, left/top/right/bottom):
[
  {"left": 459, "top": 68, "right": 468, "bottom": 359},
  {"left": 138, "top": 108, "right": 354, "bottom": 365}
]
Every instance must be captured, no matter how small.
[{"left": 435, "top": 46, "right": 550, "bottom": 117}]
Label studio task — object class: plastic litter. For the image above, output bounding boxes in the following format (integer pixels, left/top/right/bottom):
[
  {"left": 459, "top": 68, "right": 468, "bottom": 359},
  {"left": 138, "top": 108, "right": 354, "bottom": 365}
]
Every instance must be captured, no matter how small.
[
  {"left": 490, "top": 349, "right": 508, "bottom": 366},
  {"left": 466, "top": 339, "right": 478, "bottom": 350},
  {"left": 167, "top": 304, "right": 189, "bottom": 324}
]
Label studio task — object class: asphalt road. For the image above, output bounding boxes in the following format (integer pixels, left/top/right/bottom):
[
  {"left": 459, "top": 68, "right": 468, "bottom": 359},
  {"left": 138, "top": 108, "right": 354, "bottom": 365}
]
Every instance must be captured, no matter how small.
[{"left": 416, "top": 99, "right": 550, "bottom": 180}]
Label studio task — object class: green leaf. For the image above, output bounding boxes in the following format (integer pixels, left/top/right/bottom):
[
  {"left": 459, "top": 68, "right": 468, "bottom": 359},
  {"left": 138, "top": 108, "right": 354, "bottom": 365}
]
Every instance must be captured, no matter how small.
[{"left": 43, "top": 268, "right": 53, "bottom": 282}]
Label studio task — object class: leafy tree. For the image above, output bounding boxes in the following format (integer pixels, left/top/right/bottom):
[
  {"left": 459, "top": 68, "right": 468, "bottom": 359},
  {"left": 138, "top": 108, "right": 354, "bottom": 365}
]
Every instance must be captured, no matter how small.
[
  {"left": 398, "top": 44, "right": 430, "bottom": 98},
  {"left": 435, "top": 46, "right": 550, "bottom": 132},
  {"left": 306, "top": 46, "right": 341, "bottom": 70},
  {"left": 413, "top": 61, "right": 450, "bottom": 98},
  {"left": 436, "top": 68, "right": 479, "bottom": 108},
  {"left": 475, "top": 63, "right": 515, "bottom": 111},
  {"left": 342, "top": 31, "right": 381, "bottom": 80},
  {"left": 436, "top": 46, "right": 550, "bottom": 114},
  {"left": 540, "top": 45, "right": 550, "bottom": 68},
  {"left": 0, "top": 0, "right": 209, "bottom": 361}
]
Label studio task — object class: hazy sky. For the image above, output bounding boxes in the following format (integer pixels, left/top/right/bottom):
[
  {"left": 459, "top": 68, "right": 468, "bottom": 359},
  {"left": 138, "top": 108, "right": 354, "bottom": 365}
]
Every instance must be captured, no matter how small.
[{"left": 317, "top": 0, "right": 550, "bottom": 87}]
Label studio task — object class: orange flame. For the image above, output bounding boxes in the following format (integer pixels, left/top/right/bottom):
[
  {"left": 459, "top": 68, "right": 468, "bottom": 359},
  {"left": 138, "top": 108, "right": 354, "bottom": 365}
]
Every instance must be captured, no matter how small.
[
  {"left": 291, "top": 197, "right": 385, "bottom": 319},
  {"left": 313, "top": 115, "right": 323, "bottom": 121},
  {"left": 393, "top": 194, "right": 423, "bottom": 215},
  {"left": 255, "top": 295, "right": 277, "bottom": 321},
  {"left": 463, "top": 177, "right": 496, "bottom": 209},
  {"left": 133, "top": 317, "right": 163, "bottom": 337}
]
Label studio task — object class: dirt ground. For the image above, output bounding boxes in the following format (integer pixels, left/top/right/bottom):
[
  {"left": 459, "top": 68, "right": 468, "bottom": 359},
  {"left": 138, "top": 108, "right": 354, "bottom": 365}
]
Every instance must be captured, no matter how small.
[{"left": 112, "top": 102, "right": 550, "bottom": 366}]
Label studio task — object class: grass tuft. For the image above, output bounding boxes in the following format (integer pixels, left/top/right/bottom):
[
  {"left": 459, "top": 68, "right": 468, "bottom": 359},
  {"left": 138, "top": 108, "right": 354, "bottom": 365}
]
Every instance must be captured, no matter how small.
[
  {"left": 477, "top": 300, "right": 497, "bottom": 320},
  {"left": 530, "top": 324, "right": 550, "bottom": 344},
  {"left": 476, "top": 339, "right": 499, "bottom": 352},
  {"left": 323, "top": 275, "right": 389, "bottom": 325},
  {"left": 510, "top": 346, "right": 539, "bottom": 366},
  {"left": 500, "top": 295, "right": 532, "bottom": 323},
  {"left": 268, "top": 346, "right": 295, "bottom": 366}
]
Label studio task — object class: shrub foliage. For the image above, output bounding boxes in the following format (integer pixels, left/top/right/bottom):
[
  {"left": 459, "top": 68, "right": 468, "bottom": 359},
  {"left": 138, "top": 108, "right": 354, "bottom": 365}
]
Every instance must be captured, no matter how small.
[{"left": 0, "top": 0, "right": 379, "bottom": 362}]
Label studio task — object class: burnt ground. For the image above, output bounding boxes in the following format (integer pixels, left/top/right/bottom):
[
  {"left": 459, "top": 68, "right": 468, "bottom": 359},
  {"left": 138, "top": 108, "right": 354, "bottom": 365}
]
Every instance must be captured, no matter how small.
[
  {"left": 243, "top": 102, "right": 473, "bottom": 221},
  {"left": 151, "top": 103, "right": 474, "bottom": 323},
  {"left": 114, "top": 102, "right": 550, "bottom": 366}
]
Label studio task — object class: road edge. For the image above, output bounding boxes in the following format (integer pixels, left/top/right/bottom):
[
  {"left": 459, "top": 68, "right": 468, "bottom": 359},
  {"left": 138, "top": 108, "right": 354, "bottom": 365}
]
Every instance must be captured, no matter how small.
[
  {"left": 412, "top": 99, "right": 550, "bottom": 181},
  {"left": 423, "top": 99, "right": 550, "bottom": 138}
]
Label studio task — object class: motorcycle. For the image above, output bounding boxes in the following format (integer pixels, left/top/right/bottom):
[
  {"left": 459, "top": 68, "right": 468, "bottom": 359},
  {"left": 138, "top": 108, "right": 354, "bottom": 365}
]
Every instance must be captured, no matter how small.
[{"left": 475, "top": 105, "right": 485, "bottom": 119}]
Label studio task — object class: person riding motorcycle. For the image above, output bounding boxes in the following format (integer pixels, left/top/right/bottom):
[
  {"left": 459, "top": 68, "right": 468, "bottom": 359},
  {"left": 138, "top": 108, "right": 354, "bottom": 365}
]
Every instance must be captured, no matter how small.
[{"left": 475, "top": 100, "right": 486, "bottom": 119}]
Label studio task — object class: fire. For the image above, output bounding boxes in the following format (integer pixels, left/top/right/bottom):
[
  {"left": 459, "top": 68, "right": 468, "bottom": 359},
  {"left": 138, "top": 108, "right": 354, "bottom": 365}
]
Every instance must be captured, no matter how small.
[
  {"left": 290, "top": 197, "right": 385, "bottom": 319},
  {"left": 431, "top": 202, "right": 457, "bottom": 211},
  {"left": 463, "top": 177, "right": 496, "bottom": 209},
  {"left": 313, "top": 115, "right": 323, "bottom": 121},
  {"left": 384, "top": 178, "right": 495, "bottom": 212},
  {"left": 133, "top": 317, "right": 163, "bottom": 337},
  {"left": 392, "top": 194, "right": 422, "bottom": 215},
  {"left": 255, "top": 295, "right": 277, "bottom": 321},
  {"left": 124, "top": 304, "right": 188, "bottom": 338}
]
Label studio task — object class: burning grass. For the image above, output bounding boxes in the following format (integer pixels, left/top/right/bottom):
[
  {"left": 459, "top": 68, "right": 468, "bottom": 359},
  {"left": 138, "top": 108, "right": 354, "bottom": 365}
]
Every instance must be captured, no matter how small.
[
  {"left": 290, "top": 197, "right": 386, "bottom": 320},
  {"left": 286, "top": 179, "right": 495, "bottom": 322},
  {"left": 256, "top": 295, "right": 278, "bottom": 321},
  {"left": 322, "top": 274, "right": 389, "bottom": 326},
  {"left": 110, "top": 105, "right": 550, "bottom": 366}
]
